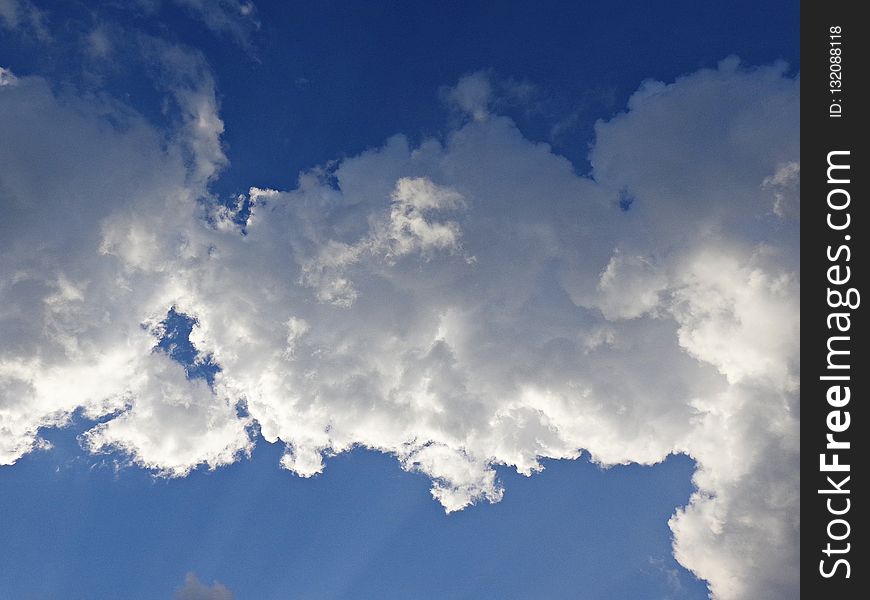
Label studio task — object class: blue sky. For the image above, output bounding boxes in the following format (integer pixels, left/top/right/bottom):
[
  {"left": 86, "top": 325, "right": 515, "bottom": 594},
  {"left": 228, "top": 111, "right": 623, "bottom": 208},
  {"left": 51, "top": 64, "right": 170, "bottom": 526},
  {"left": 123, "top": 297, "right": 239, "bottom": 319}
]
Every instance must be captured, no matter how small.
[
  {"left": 2, "top": 424, "right": 703, "bottom": 599},
  {"left": 0, "top": 2, "right": 799, "bottom": 599},
  {"left": 0, "top": 0, "right": 799, "bottom": 192}
]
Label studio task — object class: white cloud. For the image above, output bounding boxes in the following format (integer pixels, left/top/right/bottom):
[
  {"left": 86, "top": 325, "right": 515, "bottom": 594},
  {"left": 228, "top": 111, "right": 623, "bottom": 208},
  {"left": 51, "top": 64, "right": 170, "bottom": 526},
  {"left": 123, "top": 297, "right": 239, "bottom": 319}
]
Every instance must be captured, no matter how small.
[
  {"left": 444, "top": 71, "right": 494, "bottom": 121},
  {"left": 0, "top": 57, "right": 243, "bottom": 473},
  {"left": 296, "top": 176, "right": 468, "bottom": 307},
  {"left": 0, "top": 65, "right": 16, "bottom": 86},
  {"left": 81, "top": 351, "right": 252, "bottom": 477},
  {"left": 762, "top": 161, "right": 800, "bottom": 219},
  {"left": 595, "top": 249, "right": 667, "bottom": 320},
  {"left": 174, "top": 572, "right": 233, "bottom": 600},
  {"left": 140, "top": 37, "right": 228, "bottom": 183},
  {"left": 0, "top": 60, "right": 799, "bottom": 600}
]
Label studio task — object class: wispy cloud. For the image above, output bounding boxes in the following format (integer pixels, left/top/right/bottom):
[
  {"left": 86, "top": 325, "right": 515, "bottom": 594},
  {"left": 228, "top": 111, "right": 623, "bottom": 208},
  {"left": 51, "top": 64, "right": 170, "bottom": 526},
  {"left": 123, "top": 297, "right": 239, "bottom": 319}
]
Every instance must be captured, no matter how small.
[
  {"left": 174, "top": 572, "right": 234, "bottom": 600},
  {"left": 0, "top": 0, "right": 49, "bottom": 40}
]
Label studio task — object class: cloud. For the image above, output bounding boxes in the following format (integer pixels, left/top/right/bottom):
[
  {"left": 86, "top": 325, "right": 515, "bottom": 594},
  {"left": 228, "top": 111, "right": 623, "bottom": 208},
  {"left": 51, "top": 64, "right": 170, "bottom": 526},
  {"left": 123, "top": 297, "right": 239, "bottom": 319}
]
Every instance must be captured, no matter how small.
[
  {"left": 0, "top": 59, "right": 798, "bottom": 600},
  {"left": 136, "top": 35, "right": 228, "bottom": 183},
  {"left": 0, "top": 65, "right": 16, "bottom": 86},
  {"left": 443, "top": 70, "right": 546, "bottom": 124},
  {"left": 762, "top": 161, "right": 800, "bottom": 219},
  {"left": 170, "top": 0, "right": 260, "bottom": 47},
  {"left": 0, "top": 0, "right": 49, "bottom": 40},
  {"left": 174, "top": 572, "right": 234, "bottom": 600},
  {"left": 0, "top": 59, "right": 242, "bottom": 469},
  {"left": 295, "top": 176, "right": 468, "bottom": 307},
  {"left": 443, "top": 71, "right": 493, "bottom": 121}
]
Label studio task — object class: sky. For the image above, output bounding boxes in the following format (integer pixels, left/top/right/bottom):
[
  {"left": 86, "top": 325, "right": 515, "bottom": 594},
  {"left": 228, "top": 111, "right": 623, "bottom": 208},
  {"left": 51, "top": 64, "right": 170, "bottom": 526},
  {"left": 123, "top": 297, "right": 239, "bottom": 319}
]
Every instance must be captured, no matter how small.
[{"left": 0, "top": 2, "right": 800, "bottom": 599}]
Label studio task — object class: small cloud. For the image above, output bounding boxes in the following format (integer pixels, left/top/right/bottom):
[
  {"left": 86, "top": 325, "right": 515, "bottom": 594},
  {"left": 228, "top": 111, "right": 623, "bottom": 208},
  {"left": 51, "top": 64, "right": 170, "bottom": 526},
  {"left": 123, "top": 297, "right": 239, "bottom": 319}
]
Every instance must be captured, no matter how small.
[
  {"left": 170, "top": 0, "right": 260, "bottom": 47},
  {"left": 173, "top": 572, "right": 234, "bottom": 600},
  {"left": 86, "top": 27, "right": 112, "bottom": 59},
  {"left": 442, "top": 71, "right": 493, "bottom": 121},
  {"left": 0, "top": 65, "right": 18, "bottom": 86},
  {"left": 647, "top": 556, "right": 684, "bottom": 598},
  {"left": 761, "top": 161, "right": 799, "bottom": 219},
  {"left": 500, "top": 77, "right": 538, "bottom": 105},
  {"left": 0, "top": 0, "right": 50, "bottom": 40}
]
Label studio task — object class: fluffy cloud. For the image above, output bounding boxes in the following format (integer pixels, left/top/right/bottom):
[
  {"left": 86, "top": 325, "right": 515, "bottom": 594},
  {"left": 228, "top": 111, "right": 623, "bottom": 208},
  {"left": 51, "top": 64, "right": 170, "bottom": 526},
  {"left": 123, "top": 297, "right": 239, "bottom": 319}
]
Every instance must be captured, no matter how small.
[
  {"left": 0, "top": 58, "right": 799, "bottom": 600},
  {"left": 174, "top": 572, "right": 234, "bottom": 600},
  {"left": 0, "top": 58, "right": 245, "bottom": 469}
]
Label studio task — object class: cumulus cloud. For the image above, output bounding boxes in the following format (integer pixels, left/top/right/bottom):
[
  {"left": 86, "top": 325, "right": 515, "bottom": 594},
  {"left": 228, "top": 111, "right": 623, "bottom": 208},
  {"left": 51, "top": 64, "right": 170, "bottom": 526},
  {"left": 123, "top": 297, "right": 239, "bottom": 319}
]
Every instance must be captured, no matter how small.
[
  {"left": 0, "top": 59, "right": 241, "bottom": 469},
  {"left": 0, "top": 58, "right": 798, "bottom": 600},
  {"left": 295, "top": 176, "right": 468, "bottom": 307},
  {"left": 174, "top": 572, "right": 234, "bottom": 600}
]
